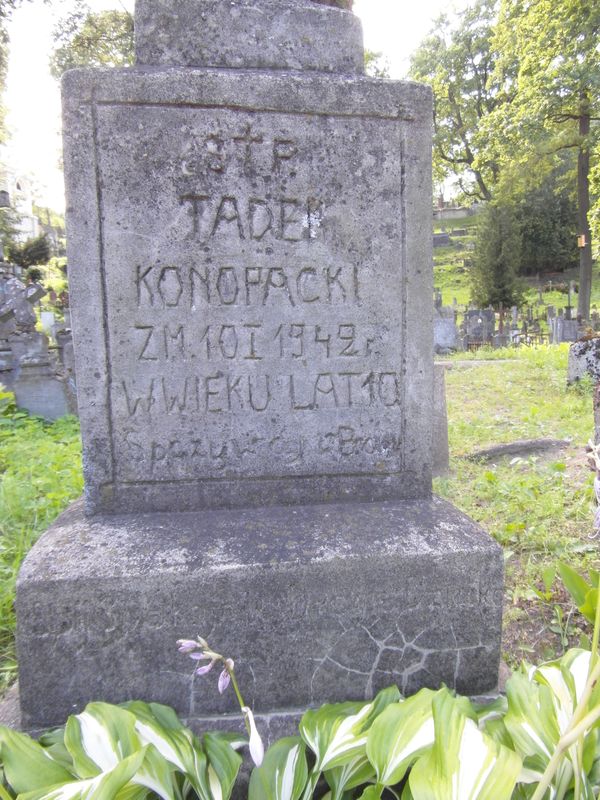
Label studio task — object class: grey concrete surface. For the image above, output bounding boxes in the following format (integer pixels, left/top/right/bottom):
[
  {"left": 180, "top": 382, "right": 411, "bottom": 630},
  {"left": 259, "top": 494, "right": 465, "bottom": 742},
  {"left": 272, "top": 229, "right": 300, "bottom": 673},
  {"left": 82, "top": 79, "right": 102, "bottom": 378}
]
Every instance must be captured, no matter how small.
[{"left": 17, "top": 497, "right": 503, "bottom": 730}]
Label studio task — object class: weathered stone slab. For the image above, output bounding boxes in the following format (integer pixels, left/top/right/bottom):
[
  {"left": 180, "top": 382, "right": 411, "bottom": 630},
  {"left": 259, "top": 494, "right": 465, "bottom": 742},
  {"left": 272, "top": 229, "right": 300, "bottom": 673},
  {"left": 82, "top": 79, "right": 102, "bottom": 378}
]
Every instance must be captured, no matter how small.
[
  {"left": 17, "top": 497, "right": 502, "bottom": 730},
  {"left": 63, "top": 68, "right": 433, "bottom": 514},
  {"left": 568, "top": 338, "right": 600, "bottom": 384},
  {"left": 134, "top": 0, "right": 364, "bottom": 73}
]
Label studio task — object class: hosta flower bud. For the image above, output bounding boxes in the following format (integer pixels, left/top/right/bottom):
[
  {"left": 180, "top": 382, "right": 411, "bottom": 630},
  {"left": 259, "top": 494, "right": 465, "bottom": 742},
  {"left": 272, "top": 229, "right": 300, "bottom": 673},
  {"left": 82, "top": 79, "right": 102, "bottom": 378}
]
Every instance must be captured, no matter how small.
[
  {"left": 195, "top": 660, "right": 216, "bottom": 676},
  {"left": 242, "top": 707, "right": 264, "bottom": 767},
  {"left": 218, "top": 668, "right": 231, "bottom": 694},
  {"left": 177, "top": 639, "right": 198, "bottom": 653}
]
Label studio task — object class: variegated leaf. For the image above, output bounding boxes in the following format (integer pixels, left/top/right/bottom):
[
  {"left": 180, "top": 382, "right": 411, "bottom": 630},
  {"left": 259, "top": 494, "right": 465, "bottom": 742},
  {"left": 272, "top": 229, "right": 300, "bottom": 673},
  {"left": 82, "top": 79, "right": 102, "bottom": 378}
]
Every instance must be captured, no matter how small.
[
  {"left": 408, "top": 689, "right": 521, "bottom": 800},
  {"left": 366, "top": 689, "right": 437, "bottom": 787},
  {"left": 64, "top": 704, "right": 140, "bottom": 778},
  {"left": 300, "top": 701, "right": 372, "bottom": 772},
  {"left": 17, "top": 748, "right": 149, "bottom": 800},
  {"left": 0, "top": 726, "right": 74, "bottom": 793},
  {"left": 248, "top": 737, "right": 308, "bottom": 800},
  {"left": 203, "top": 732, "right": 243, "bottom": 800}
]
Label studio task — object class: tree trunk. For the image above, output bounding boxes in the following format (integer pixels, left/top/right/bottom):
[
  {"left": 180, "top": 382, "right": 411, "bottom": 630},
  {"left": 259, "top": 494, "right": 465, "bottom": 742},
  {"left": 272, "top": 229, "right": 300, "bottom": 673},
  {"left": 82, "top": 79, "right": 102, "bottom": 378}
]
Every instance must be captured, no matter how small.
[{"left": 577, "top": 112, "right": 592, "bottom": 320}]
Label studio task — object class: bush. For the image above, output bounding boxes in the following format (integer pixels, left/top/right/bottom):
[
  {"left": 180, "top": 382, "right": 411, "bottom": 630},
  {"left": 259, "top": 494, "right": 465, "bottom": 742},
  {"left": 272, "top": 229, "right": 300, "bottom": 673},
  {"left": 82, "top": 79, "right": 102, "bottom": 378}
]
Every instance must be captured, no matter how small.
[
  {"left": 6, "top": 234, "right": 50, "bottom": 268},
  {"left": 25, "top": 266, "right": 43, "bottom": 283}
]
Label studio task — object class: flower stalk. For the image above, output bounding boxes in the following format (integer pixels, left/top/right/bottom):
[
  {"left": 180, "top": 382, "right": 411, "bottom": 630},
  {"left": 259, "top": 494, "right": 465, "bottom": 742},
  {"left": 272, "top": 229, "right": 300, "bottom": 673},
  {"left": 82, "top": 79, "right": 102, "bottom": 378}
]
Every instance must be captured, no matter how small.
[{"left": 176, "top": 636, "right": 263, "bottom": 765}]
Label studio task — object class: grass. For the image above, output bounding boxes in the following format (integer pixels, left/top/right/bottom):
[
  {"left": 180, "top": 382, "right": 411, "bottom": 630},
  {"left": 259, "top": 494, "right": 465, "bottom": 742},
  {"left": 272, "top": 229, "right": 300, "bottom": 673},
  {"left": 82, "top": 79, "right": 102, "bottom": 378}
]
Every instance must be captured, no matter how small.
[
  {"left": 0, "top": 390, "right": 82, "bottom": 692},
  {"left": 434, "top": 345, "right": 599, "bottom": 666},
  {"left": 0, "top": 343, "right": 598, "bottom": 686}
]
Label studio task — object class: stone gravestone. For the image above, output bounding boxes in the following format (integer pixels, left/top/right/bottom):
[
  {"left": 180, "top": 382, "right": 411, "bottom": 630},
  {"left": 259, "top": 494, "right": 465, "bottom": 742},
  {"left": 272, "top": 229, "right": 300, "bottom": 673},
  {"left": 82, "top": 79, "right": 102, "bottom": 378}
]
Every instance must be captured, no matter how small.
[{"left": 17, "top": 0, "right": 502, "bottom": 733}]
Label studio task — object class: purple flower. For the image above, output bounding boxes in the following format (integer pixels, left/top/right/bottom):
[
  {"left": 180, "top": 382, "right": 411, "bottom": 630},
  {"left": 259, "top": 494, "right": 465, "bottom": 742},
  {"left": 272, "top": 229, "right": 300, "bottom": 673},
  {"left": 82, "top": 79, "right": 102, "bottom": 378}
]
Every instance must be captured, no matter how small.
[
  {"left": 177, "top": 639, "right": 199, "bottom": 654},
  {"left": 195, "top": 660, "right": 216, "bottom": 676},
  {"left": 189, "top": 652, "right": 211, "bottom": 661},
  {"left": 218, "top": 668, "right": 231, "bottom": 694}
]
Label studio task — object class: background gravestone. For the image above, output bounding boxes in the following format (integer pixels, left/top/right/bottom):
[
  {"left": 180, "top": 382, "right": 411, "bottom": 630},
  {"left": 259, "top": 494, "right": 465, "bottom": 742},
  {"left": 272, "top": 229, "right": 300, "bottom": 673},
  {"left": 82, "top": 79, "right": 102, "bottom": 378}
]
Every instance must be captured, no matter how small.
[{"left": 16, "top": 0, "right": 503, "bottom": 733}]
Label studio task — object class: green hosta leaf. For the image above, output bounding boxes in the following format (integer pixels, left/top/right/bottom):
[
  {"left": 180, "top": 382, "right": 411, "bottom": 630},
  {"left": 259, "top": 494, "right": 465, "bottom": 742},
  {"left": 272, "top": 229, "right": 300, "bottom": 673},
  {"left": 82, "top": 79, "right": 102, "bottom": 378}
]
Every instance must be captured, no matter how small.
[
  {"left": 366, "top": 690, "right": 437, "bottom": 787},
  {"left": 64, "top": 703, "right": 141, "bottom": 778},
  {"left": 321, "top": 684, "right": 401, "bottom": 798},
  {"left": 356, "top": 787, "right": 381, "bottom": 800},
  {"left": 408, "top": 690, "right": 521, "bottom": 800},
  {"left": 0, "top": 726, "right": 74, "bottom": 792},
  {"left": 125, "top": 699, "right": 215, "bottom": 796},
  {"left": 532, "top": 649, "right": 592, "bottom": 732},
  {"left": 580, "top": 589, "right": 599, "bottom": 625},
  {"left": 300, "top": 701, "right": 373, "bottom": 772},
  {"left": 38, "top": 729, "right": 74, "bottom": 773},
  {"left": 131, "top": 745, "right": 178, "bottom": 800},
  {"left": 128, "top": 701, "right": 195, "bottom": 773},
  {"left": 248, "top": 737, "right": 308, "bottom": 800},
  {"left": 203, "top": 732, "right": 243, "bottom": 800},
  {"left": 504, "top": 672, "right": 559, "bottom": 777},
  {"left": 325, "top": 753, "right": 375, "bottom": 800},
  {"left": 558, "top": 563, "right": 591, "bottom": 608},
  {"left": 17, "top": 748, "right": 148, "bottom": 800}
]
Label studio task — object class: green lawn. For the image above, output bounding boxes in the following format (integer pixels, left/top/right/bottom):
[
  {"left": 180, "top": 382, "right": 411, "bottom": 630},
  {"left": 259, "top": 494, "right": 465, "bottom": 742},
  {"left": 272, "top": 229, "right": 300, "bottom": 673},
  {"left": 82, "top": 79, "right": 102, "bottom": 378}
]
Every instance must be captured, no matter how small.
[
  {"left": 435, "top": 345, "right": 599, "bottom": 665},
  {"left": 0, "top": 390, "right": 82, "bottom": 691}
]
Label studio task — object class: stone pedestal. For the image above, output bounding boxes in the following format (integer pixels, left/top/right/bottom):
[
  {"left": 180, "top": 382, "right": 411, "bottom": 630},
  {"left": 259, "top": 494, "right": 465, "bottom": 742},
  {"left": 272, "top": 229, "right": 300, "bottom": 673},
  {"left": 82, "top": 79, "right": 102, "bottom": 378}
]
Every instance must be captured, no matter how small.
[{"left": 17, "top": 497, "right": 502, "bottom": 730}]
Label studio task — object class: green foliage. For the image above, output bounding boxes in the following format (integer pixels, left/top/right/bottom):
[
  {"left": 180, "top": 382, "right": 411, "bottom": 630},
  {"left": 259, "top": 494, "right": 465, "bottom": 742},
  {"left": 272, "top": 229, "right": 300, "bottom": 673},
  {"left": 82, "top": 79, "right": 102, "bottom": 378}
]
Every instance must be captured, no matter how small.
[
  {"left": 471, "top": 201, "right": 525, "bottom": 307},
  {"left": 25, "top": 266, "right": 43, "bottom": 283},
  {"left": 4, "top": 651, "right": 600, "bottom": 799},
  {"left": 488, "top": 0, "right": 600, "bottom": 317},
  {"left": 50, "top": 1, "right": 134, "bottom": 79},
  {"left": 6, "top": 234, "right": 50, "bottom": 268},
  {"left": 516, "top": 179, "right": 578, "bottom": 276},
  {"left": 0, "top": 700, "right": 243, "bottom": 799},
  {"left": 364, "top": 50, "right": 389, "bottom": 79},
  {"left": 558, "top": 564, "right": 599, "bottom": 626},
  {"left": 409, "top": 0, "right": 502, "bottom": 199},
  {"left": 0, "top": 389, "right": 82, "bottom": 691}
]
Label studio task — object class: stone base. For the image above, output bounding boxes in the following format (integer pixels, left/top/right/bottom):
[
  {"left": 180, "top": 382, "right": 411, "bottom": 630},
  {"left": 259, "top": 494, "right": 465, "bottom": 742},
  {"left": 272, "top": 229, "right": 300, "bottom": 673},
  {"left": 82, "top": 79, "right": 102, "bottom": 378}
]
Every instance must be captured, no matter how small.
[{"left": 16, "top": 497, "right": 503, "bottom": 730}]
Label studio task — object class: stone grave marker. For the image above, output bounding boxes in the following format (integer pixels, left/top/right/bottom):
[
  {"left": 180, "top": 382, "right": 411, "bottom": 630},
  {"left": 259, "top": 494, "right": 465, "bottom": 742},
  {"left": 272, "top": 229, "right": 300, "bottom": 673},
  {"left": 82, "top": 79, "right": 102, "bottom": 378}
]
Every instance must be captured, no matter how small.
[{"left": 17, "top": 0, "right": 503, "bottom": 733}]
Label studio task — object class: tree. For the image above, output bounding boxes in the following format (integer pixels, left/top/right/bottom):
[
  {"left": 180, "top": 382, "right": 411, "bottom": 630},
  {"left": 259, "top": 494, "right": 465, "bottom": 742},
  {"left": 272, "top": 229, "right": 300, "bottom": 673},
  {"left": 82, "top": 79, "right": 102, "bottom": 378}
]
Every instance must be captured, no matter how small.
[
  {"left": 409, "top": 0, "right": 506, "bottom": 201},
  {"left": 516, "top": 178, "right": 578, "bottom": 276},
  {"left": 7, "top": 234, "right": 50, "bottom": 268},
  {"left": 491, "top": 0, "right": 600, "bottom": 318},
  {"left": 471, "top": 201, "right": 524, "bottom": 307},
  {"left": 50, "top": 1, "right": 134, "bottom": 79},
  {"left": 364, "top": 50, "right": 389, "bottom": 79}
]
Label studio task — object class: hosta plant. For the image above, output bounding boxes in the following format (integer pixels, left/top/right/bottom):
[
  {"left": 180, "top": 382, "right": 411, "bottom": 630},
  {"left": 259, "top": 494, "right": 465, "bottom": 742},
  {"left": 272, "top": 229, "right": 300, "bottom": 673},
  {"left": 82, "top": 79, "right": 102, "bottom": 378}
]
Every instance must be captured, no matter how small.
[{"left": 2, "top": 622, "right": 600, "bottom": 799}]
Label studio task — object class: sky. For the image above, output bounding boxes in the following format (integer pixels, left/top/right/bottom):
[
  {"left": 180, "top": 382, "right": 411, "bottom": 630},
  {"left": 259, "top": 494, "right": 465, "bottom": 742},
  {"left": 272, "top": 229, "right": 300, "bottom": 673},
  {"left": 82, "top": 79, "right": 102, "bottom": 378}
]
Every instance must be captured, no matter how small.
[{"left": 3, "top": 0, "right": 463, "bottom": 212}]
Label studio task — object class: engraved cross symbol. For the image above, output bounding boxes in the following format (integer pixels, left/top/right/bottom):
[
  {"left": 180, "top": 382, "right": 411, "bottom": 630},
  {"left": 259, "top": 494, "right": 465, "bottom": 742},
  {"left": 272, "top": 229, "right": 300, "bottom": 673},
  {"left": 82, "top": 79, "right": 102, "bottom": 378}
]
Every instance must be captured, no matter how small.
[{"left": 233, "top": 125, "right": 264, "bottom": 173}]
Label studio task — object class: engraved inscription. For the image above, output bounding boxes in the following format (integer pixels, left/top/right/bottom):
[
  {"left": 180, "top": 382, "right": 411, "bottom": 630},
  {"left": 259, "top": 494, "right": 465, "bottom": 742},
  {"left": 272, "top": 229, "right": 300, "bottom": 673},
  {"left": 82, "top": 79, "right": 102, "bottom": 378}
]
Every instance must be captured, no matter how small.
[
  {"left": 136, "top": 263, "right": 360, "bottom": 308},
  {"left": 100, "top": 106, "right": 407, "bottom": 487}
]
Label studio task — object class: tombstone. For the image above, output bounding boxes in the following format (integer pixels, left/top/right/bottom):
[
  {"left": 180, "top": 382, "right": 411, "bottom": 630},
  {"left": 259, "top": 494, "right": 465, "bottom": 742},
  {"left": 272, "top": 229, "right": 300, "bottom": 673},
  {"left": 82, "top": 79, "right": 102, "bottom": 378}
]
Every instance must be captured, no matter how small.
[
  {"left": 17, "top": 0, "right": 503, "bottom": 733},
  {"left": 567, "top": 339, "right": 600, "bottom": 384},
  {"left": 40, "top": 311, "right": 55, "bottom": 334},
  {"left": 433, "top": 231, "right": 451, "bottom": 247},
  {"left": 551, "top": 313, "right": 579, "bottom": 344},
  {"left": 433, "top": 306, "right": 460, "bottom": 354},
  {"left": 465, "top": 309, "right": 495, "bottom": 344}
]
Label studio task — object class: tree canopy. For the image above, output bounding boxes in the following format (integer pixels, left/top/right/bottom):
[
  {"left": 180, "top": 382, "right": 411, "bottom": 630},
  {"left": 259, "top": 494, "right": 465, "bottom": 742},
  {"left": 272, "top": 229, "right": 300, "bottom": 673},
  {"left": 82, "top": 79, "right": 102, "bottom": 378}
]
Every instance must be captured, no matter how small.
[
  {"left": 409, "top": 0, "right": 504, "bottom": 201},
  {"left": 50, "top": 2, "right": 133, "bottom": 79},
  {"left": 489, "top": 0, "right": 600, "bottom": 317}
]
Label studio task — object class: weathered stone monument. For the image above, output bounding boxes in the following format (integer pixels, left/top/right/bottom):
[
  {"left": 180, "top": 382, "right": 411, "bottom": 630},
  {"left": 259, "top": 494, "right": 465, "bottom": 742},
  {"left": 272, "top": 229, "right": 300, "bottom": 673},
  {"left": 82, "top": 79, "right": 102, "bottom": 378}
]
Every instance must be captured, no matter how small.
[{"left": 17, "top": 0, "right": 503, "bottom": 733}]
